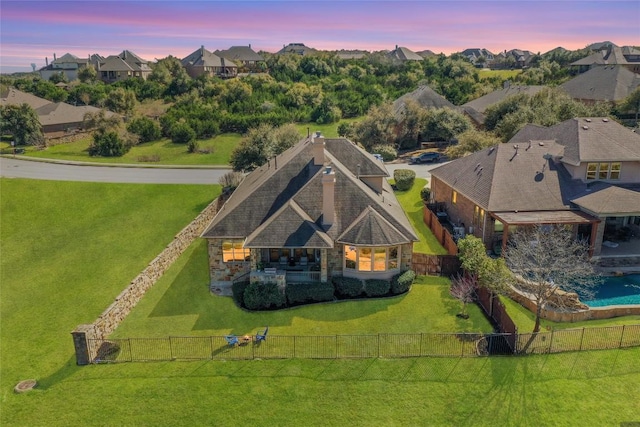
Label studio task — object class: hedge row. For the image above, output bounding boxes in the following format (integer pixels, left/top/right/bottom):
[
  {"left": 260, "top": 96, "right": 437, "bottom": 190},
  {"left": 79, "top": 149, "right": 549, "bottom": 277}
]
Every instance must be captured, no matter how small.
[{"left": 231, "top": 271, "right": 415, "bottom": 310}]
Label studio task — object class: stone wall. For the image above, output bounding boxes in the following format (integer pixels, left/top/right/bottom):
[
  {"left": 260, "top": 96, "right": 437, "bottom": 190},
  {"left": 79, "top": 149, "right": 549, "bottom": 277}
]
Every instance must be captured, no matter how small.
[{"left": 72, "top": 198, "right": 219, "bottom": 363}]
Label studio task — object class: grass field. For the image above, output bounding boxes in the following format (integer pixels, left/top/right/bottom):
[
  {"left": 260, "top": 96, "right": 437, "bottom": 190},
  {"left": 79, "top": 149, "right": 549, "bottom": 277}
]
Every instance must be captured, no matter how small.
[
  {"left": 2, "top": 179, "right": 640, "bottom": 426},
  {"left": 478, "top": 69, "right": 522, "bottom": 80}
]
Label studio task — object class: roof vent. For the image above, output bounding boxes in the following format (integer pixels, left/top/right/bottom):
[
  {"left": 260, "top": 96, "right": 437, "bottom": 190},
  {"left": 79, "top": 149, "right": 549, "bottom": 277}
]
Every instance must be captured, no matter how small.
[
  {"left": 538, "top": 142, "right": 545, "bottom": 146},
  {"left": 602, "top": 118, "right": 609, "bottom": 122},
  {"left": 585, "top": 118, "right": 592, "bottom": 122},
  {"left": 582, "top": 126, "right": 589, "bottom": 130}
]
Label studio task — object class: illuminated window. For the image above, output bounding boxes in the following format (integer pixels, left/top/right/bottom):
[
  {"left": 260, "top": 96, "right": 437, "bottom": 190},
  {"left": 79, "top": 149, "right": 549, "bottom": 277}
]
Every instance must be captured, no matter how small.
[
  {"left": 598, "top": 163, "right": 610, "bottom": 180},
  {"left": 344, "top": 245, "right": 400, "bottom": 272},
  {"left": 610, "top": 162, "right": 621, "bottom": 180},
  {"left": 587, "top": 162, "right": 621, "bottom": 180},
  {"left": 222, "top": 240, "right": 250, "bottom": 262},
  {"left": 586, "top": 163, "right": 597, "bottom": 180},
  {"left": 452, "top": 190, "right": 458, "bottom": 204}
]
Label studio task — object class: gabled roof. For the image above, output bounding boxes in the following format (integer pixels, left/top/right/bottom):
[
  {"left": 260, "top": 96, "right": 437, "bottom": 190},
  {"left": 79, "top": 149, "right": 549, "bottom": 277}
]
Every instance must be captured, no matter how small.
[
  {"left": 277, "top": 43, "right": 317, "bottom": 55},
  {"left": 182, "top": 46, "right": 237, "bottom": 68},
  {"left": 460, "top": 48, "right": 494, "bottom": 60},
  {"left": 0, "top": 87, "right": 51, "bottom": 109},
  {"left": 430, "top": 140, "right": 587, "bottom": 212},
  {"left": 99, "top": 50, "right": 150, "bottom": 72},
  {"left": 215, "top": 46, "right": 263, "bottom": 62},
  {"left": 560, "top": 66, "right": 640, "bottom": 102},
  {"left": 415, "top": 50, "right": 436, "bottom": 58},
  {"left": 202, "top": 136, "right": 417, "bottom": 246},
  {"left": 54, "top": 53, "right": 82, "bottom": 63},
  {"left": 337, "top": 206, "right": 410, "bottom": 246},
  {"left": 511, "top": 117, "right": 640, "bottom": 165},
  {"left": 35, "top": 103, "right": 116, "bottom": 126},
  {"left": 393, "top": 85, "right": 456, "bottom": 118},
  {"left": 463, "top": 85, "right": 545, "bottom": 113},
  {"left": 571, "top": 45, "right": 640, "bottom": 66},
  {"left": 387, "top": 46, "right": 423, "bottom": 61},
  {"left": 572, "top": 184, "right": 640, "bottom": 216}
]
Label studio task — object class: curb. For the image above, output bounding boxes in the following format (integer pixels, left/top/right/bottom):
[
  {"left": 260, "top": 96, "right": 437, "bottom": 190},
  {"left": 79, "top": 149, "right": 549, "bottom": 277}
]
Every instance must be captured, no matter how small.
[{"left": 0, "top": 154, "right": 230, "bottom": 170}]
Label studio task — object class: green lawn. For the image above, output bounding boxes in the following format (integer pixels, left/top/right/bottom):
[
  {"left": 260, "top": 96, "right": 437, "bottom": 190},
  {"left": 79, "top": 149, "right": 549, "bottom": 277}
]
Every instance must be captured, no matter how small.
[
  {"left": 19, "top": 133, "right": 241, "bottom": 165},
  {"left": 395, "top": 178, "right": 448, "bottom": 255},
  {"left": 478, "top": 69, "right": 522, "bottom": 80},
  {"left": 3, "top": 179, "right": 640, "bottom": 426}
]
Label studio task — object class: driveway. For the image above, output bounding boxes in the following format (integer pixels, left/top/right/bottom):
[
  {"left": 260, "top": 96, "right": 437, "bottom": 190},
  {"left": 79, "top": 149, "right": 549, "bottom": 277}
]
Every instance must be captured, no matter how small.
[{"left": 0, "top": 156, "right": 441, "bottom": 184}]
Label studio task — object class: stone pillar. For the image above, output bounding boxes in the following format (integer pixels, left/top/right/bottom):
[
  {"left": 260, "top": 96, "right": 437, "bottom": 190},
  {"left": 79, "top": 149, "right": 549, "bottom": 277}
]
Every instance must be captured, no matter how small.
[
  {"left": 71, "top": 324, "right": 98, "bottom": 365},
  {"left": 320, "top": 248, "right": 328, "bottom": 282}
]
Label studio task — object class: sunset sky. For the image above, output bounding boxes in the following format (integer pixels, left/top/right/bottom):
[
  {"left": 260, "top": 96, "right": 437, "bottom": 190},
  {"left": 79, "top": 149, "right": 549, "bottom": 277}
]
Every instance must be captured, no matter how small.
[{"left": 1, "top": 0, "right": 638, "bottom": 73}]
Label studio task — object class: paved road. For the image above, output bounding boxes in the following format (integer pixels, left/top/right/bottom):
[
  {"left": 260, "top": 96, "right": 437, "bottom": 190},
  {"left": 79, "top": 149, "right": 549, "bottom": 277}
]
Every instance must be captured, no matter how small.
[{"left": 0, "top": 157, "right": 441, "bottom": 184}]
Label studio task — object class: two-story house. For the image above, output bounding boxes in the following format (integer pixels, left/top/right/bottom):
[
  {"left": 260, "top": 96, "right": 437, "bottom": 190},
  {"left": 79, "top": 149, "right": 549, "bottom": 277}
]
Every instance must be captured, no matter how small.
[
  {"left": 181, "top": 46, "right": 238, "bottom": 79},
  {"left": 98, "top": 50, "right": 151, "bottom": 83},
  {"left": 430, "top": 118, "right": 640, "bottom": 261}
]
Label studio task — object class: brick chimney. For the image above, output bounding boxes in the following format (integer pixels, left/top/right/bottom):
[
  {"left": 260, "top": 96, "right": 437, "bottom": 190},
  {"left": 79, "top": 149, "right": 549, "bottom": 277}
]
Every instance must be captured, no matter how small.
[
  {"left": 322, "top": 166, "right": 335, "bottom": 226},
  {"left": 312, "top": 131, "right": 325, "bottom": 166}
]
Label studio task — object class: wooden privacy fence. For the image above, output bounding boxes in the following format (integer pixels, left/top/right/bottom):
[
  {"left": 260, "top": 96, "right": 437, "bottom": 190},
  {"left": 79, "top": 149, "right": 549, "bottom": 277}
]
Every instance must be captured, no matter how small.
[
  {"left": 422, "top": 206, "right": 458, "bottom": 255},
  {"left": 411, "top": 253, "right": 461, "bottom": 276}
]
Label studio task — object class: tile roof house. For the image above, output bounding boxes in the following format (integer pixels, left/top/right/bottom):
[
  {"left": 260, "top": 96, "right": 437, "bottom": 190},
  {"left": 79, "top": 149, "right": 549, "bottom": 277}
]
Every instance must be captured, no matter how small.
[
  {"left": 38, "top": 52, "right": 93, "bottom": 82},
  {"left": 98, "top": 50, "right": 151, "bottom": 83},
  {"left": 386, "top": 46, "right": 424, "bottom": 62},
  {"left": 215, "top": 45, "right": 264, "bottom": 72},
  {"left": 570, "top": 45, "right": 640, "bottom": 74},
  {"left": 201, "top": 133, "right": 418, "bottom": 289},
  {"left": 560, "top": 65, "right": 640, "bottom": 104},
  {"left": 181, "top": 46, "right": 238, "bottom": 78},
  {"left": 429, "top": 117, "right": 640, "bottom": 261}
]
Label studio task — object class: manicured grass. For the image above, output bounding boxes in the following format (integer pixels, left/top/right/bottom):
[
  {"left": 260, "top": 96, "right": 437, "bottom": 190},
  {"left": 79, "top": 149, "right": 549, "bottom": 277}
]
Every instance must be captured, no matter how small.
[
  {"left": 500, "top": 295, "right": 640, "bottom": 332},
  {"left": 394, "top": 178, "right": 448, "bottom": 255},
  {"left": 0, "top": 179, "right": 218, "bottom": 416},
  {"left": 23, "top": 133, "right": 241, "bottom": 165},
  {"left": 112, "top": 240, "right": 493, "bottom": 338},
  {"left": 2, "top": 179, "right": 640, "bottom": 426},
  {"left": 294, "top": 117, "right": 361, "bottom": 138},
  {"left": 478, "top": 69, "right": 522, "bottom": 80}
]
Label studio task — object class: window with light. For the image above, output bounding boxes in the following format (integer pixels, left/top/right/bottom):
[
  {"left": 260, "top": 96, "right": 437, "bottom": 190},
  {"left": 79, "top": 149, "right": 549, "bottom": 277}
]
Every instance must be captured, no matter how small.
[
  {"left": 222, "top": 240, "right": 250, "bottom": 262},
  {"left": 344, "top": 245, "right": 400, "bottom": 272}
]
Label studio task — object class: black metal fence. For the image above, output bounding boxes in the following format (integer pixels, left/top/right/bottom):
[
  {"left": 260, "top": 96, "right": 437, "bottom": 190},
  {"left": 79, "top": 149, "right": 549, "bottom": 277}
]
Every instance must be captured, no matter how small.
[{"left": 87, "top": 325, "right": 640, "bottom": 364}]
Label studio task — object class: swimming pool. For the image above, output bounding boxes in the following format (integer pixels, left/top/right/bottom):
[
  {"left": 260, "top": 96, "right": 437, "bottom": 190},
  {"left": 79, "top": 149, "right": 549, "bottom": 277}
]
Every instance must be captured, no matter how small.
[{"left": 579, "top": 274, "right": 640, "bottom": 307}]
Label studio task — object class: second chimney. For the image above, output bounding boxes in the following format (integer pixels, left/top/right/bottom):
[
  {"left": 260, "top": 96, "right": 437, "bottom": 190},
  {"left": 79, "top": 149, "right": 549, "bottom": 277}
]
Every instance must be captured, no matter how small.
[
  {"left": 312, "top": 131, "right": 325, "bottom": 166},
  {"left": 322, "top": 166, "right": 335, "bottom": 226}
]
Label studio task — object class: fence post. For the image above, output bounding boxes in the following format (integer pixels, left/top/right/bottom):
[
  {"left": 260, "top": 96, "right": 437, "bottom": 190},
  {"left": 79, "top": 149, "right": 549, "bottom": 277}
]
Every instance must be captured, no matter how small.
[
  {"left": 293, "top": 335, "right": 297, "bottom": 358},
  {"left": 579, "top": 327, "right": 585, "bottom": 351},
  {"left": 210, "top": 336, "right": 214, "bottom": 360},
  {"left": 377, "top": 334, "right": 381, "bottom": 358},
  {"left": 128, "top": 338, "right": 133, "bottom": 362},
  {"left": 420, "top": 333, "right": 423, "bottom": 356},
  {"left": 618, "top": 325, "right": 626, "bottom": 349},
  {"left": 548, "top": 330, "right": 554, "bottom": 353},
  {"left": 169, "top": 336, "right": 174, "bottom": 360}
]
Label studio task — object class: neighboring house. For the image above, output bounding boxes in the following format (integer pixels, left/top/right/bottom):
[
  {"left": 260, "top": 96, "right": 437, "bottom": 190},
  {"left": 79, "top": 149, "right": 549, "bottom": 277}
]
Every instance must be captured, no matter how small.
[
  {"left": 571, "top": 45, "right": 640, "bottom": 74},
  {"left": 415, "top": 50, "right": 437, "bottom": 59},
  {"left": 386, "top": 46, "right": 423, "bottom": 62},
  {"left": 181, "top": 46, "right": 238, "bottom": 78},
  {"left": 201, "top": 133, "right": 418, "bottom": 289},
  {"left": 333, "top": 50, "right": 369, "bottom": 60},
  {"left": 277, "top": 43, "right": 317, "bottom": 55},
  {"left": 38, "top": 53, "right": 91, "bottom": 81},
  {"left": 560, "top": 65, "right": 640, "bottom": 104},
  {"left": 494, "top": 49, "right": 535, "bottom": 69},
  {"left": 215, "top": 45, "right": 264, "bottom": 72},
  {"left": 460, "top": 48, "right": 494, "bottom": 68},
  {"left": 98, "top": 50, "right": 151, "bottom": 83},
  {"left": 1, "top": 88, "right": 117, "bottom": 135},
  {"left": 462, "top": 83, "right": 546, "bottom": 126},
  {"left": 429, "top": 117, "right": 640, "bottom": 261}
]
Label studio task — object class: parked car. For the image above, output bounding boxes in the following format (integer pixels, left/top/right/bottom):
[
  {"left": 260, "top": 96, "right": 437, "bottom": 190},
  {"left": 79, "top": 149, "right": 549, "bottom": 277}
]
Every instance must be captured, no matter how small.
[
  {"left": 372, "top": 153, "right": 384, "bottom": 162},
  {"left": 409, "top": 152, "right": 440, "bottom": 164}
]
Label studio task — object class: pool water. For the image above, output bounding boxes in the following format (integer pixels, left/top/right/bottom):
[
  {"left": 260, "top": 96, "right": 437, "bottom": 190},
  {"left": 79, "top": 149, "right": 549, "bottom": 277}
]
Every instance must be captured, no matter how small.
[{"left": 579, "top": 274, "right": 640, "bottom": 307}]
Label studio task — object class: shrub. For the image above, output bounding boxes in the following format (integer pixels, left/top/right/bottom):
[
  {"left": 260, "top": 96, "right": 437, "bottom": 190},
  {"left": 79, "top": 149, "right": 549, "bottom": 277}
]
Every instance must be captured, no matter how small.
[
  {"left": 187, "top": 139, "right": 199, "bottom": 153},
  {"left": 332, "top": 276, "right": 364, "bottom": 298},
  {"left": 127, "top": 116, "right": 161, "bottom": 143},
  {"left": 286, "top": 282, "right": 335, "bottom": 305},
  {"left": 171, "top": 122, "right": 196, "bottom": 144},
  {"left": 420, "top": 186, "right": 431, "bottom": 202},
  {"left": 371, "top": 144, "right": 397, "bottom": 161},
  {"left": 88, "top": 130, "right": 128, "bottom": 157},
  {"left": 231, "top": 280, "right": 250, "bottom": 308},
  {"left": 391, "top": 270, "right": 416, "bottom": 294},
  {"left": 243, "top": 282, "right": 286, "bottom": 310},
  {"left": 364, "top": 279, "right": 391, "bottom": 297},
  {"left": 393, "top": 169, "right": 416, "bottom": 191}
]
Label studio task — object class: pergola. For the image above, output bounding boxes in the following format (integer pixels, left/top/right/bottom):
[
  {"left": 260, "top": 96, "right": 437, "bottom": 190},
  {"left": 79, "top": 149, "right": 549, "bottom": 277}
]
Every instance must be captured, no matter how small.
[{"left": 491, "top": 210, "right": 601, "bottom": 256}]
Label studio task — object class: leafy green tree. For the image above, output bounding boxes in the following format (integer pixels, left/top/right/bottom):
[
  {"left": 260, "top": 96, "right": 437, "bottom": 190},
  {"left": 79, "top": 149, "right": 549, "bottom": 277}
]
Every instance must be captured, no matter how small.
[
  {"left": 445, "top": 129, "right": 501, "bottom": 159},
  {"left": 229, "top": 123, "right": 302, "bottom": 172},
  {"left": 0, "top": 103, "right": 45, "bottom": 146},
  {"left": 421, "top": 107, "right": 472, "bottom": 142},
  {"left": 48, "top": 72, "right": 68, "bottom": 84},
  {"left": 620, "top": 87, "right": 640, "bottom": 123},
  {"left": 457, "top": 235, "right": 511, "bottom": 295},
  {"left": 170, "top": 122, "right": 196, "bottom": 144},
  {"left": 105, "top": 87, "right": 137, "bottom": 115},
  {"left": 88, "top": 130, "right": 128, "bottom": 157},
  {"left": 127, "top": 116, "right": 161, "bottom": 143},
  {"left": 351, "top": 103, "right": 397, "bottom": 150},
  {"left": 77, "top": 65, "right": 97, "bottom": 83}
]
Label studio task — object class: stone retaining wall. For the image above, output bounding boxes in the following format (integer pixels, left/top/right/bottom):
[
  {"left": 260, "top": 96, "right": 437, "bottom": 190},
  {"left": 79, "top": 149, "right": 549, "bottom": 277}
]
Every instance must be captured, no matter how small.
[{"left": 72, "top": 198, "right": 219, "bottom": 364}]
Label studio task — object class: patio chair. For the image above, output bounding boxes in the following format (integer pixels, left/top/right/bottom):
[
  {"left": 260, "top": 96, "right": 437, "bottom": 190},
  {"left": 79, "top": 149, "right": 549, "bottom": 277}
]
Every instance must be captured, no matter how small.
[
  {"left": 224, "top": 335, "right": 239, "bottom": 347},
  {"left": 256, "top": 326, "right": 269, "bottom": 343},
  {"left": 300, "top": 256, "right": 308, "bottom": 266}
]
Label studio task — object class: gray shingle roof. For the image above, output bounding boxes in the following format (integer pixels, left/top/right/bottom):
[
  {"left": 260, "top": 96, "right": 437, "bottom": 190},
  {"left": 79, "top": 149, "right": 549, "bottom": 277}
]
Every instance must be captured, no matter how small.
[
  {"left": 0, "top": 87, "right": 51, "bottom": 109},
  {"left": 100, "top": 50, "right": 150, "bottom": 72},
  {"left": 560, "top": 66, "right": 640, "bottom": 102},
  {"left": 337, "top": 206, "right": 410, "bottom": 245},
  {"left": 462, "top": 85, "right": 545, "bottom": 113},
  {"left": 216, "top": 46, "right": 264, "bottom": 62},
  {"left": 182, "top": 47, "right": 237, "bottom": 68},
  {"left": 387, "top": 46, "right": 423, "bottom": 61},
  {"left": 571, "top": 46, "right": 639, "bottom": 66},
  {"left": 202, "top": 136, "right": 417, "bottom": 246},
  {"left": 572, "top": 184, "right": 640, "bottom": 215},
  {"left": 393, "top": 85, "right": 456, "bottom": 118},
  {"left": 511, "top": 118, "right": 640, "bottom": 165}
]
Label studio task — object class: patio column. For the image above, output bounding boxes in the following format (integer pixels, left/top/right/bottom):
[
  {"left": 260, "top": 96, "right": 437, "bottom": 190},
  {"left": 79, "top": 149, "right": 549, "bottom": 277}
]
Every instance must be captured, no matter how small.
[
  {"left": 501, "top": 223, "right": 510, "bottom": 255},
  {"left": 320, "top": 248, "right": 328, "bottom": 282},
  {"left": 590, "top": 220, "right": 603, "bottom": 257}
]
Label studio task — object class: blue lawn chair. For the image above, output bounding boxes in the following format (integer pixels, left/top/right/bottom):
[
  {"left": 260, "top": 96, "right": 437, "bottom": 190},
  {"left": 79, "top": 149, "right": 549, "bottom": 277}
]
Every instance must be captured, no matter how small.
[
  {"left": 256, "top": 326, "right": 269, "bottom": 343},
  {"left": 225, "top": 335, "right": 239, "bottom": 347}
]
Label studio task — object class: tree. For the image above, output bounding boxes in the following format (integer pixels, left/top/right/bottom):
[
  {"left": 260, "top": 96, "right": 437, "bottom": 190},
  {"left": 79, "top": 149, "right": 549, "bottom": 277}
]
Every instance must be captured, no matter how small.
[
  {"left": 170, "top": 122, "right": 196, "bottom": 145},
  {"left": 0, "top": 103, "right": 45, "bottom": 146},
  {"left": 620, "top": 87, "right": 640, "bottom": 124},
  {"left": 445, "top": 128, "right": 501, "bottom": 159},
  {"left": 48, "top": 72, "right": 68, "bottom": 84},
  {"left": 105, "top": 87, "right": 137, "bottom": 115},
  {"left": 450, "top": 274, "right": 477, "bottom": 318},
  {"left": 351, "top": 103, "right": 397, "bottom": 150},
  {"left": 504, "top": 225, "right": 599, "bottom": 333},
  {"left": 457, "top": 235, "right": 511, "bottom": 295},
  {"left": 77, "top": 65, "right": 97, "bottom": 83},
  {"left": 421, "top": 107, "right": 472, "bottom": 142},
  {"left": 88, "top": 130, "right": 128, "bottom": 157},
  {"left": 127, "top": 116, "right": 161, "bottom": 143},
  {"left": 229, "top": 123, "right": 302, "bottom": 172}
]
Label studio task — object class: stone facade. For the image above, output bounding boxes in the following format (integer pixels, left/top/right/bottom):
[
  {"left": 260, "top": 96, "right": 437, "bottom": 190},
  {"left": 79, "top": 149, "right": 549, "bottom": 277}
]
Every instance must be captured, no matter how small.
[{"left": 72, "top": 199, "right": 219, "bottom": 364}]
